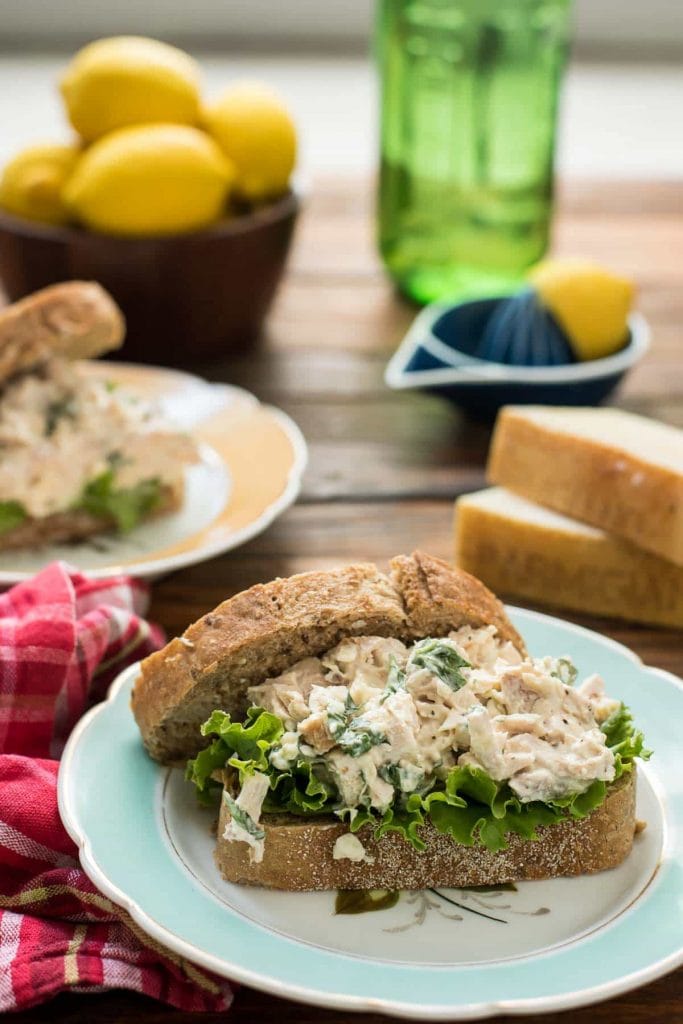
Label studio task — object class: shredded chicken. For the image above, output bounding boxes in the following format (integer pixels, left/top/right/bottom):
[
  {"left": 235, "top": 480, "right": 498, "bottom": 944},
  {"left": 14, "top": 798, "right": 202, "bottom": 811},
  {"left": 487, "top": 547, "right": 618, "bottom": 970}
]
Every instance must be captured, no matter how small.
[
  {"left": 576, "top": 673, "right": 622, "bottom": 723},
  {"left": 244, "top": 628, "right": 617, "bottom": 815},
  {"left": 0, "top": 359, "right": 196, "bottom": 518},
  {"left": 222, "top": 771, "right": 269, "bottom": 864}
]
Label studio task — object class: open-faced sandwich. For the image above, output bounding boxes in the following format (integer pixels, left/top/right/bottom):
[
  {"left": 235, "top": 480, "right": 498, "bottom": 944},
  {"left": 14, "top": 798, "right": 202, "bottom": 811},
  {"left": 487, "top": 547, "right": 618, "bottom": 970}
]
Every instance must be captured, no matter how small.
[
  {"left": 132, "top": 552, "right": 649, "bottom": 891},
  {"left": 0, "top": 280, "right": 198, "bottom": 549}
]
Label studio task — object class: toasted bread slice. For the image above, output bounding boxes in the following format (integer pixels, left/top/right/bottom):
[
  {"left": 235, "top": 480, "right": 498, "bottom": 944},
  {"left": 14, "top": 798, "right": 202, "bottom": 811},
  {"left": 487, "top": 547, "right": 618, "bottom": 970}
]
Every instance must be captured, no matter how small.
[
  {"left": 0, "top": 484, "right": 179, "bottom": 552},
  {"left": 0, "top": 281, "right": 125, "bottom": 385},
  {"left": 215, "top": 771, "right": 636, "bottom": 890},
  {"left": 132, "top": 552, "right": 526, "bottom": 763}
]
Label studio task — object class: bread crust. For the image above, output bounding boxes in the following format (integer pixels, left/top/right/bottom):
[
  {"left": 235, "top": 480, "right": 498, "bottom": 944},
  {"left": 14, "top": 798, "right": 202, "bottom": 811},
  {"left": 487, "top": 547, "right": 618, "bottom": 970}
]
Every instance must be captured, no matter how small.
[
  {"left": 488, "top": 406, "right": 683, "bottom": 567},
  {"left": 132, "top": 553, "right": 526, "bottom": 763},
  {"left": 133, "top": 563, "right": 408, "bottom": 762},
  {"left": 0, "top": 281, "right": 125, "bottom": 384},
  {"left": 391, "top": 551, "right": 526, "bottom": 650},
  {"left": 215, "top": 771, "right": 636, "bottom": 891}
]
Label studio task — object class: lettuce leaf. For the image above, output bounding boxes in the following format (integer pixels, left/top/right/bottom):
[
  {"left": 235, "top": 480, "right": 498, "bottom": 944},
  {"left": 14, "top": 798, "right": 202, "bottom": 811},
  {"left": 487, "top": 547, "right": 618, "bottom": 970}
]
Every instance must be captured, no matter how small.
[
  {"left": 202, "top": 706, "right": 284, "bottom": 774},
  {"left": 186, "top": 707, "right": 283, "bottom": 802},
  {"left": 420, "top": 765, "right": 607, "bottom": 852},
  {"left": 187, "top": 699, "right": 650, "bottom": 853},
  {"left": 0, "top": 501, "right": 27, "bottom": 535},
  {"left": 344, "top": 802, "right": 428, "bottom": 852},
  {"left": 185, "top": 738, "right": 232, "bottom": 806},
  {"left": 266, "top": 759, "right": 336, "bottom": 816},
  {"left": 375, "top": 801, "right": 428, "bottom": 851},
  {"left": 186, "top": 707, "right": 336, "bottom": 816},
  {"left": 78, "top": 470, "right": 163, "bottom": 532},
  {"left": 601, "top": 703, "right": 651, "bottom": 777}
]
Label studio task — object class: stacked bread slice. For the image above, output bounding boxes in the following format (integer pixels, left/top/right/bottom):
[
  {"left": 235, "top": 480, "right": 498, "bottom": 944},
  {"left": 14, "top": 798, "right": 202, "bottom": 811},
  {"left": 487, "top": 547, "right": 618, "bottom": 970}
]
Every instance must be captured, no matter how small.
[{"left": 455, "top": 406, "right": 683, "bottom": 628}]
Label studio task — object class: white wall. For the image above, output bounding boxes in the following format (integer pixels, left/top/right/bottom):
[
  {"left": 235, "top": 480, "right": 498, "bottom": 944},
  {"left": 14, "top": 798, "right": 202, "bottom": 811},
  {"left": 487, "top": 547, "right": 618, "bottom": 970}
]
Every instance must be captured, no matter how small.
[
  {"left": 3, "top": 51, "right": 682, "bottom": 179},
  {"left": 1, "top": 0, "right": 682, "bottom": 56}
]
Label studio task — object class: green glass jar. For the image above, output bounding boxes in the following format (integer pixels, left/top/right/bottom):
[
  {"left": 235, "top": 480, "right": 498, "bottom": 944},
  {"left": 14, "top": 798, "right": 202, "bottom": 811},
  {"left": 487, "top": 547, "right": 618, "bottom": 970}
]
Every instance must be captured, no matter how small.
[{"left": 377, "top": 0, "right": 572, "bottom": 304}]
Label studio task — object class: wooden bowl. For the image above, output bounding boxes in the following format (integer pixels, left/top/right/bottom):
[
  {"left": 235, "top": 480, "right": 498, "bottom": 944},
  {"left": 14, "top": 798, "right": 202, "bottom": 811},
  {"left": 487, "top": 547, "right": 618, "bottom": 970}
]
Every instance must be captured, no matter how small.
[{"left": 0, "top": 190, "right": 300, "bottom": 365}]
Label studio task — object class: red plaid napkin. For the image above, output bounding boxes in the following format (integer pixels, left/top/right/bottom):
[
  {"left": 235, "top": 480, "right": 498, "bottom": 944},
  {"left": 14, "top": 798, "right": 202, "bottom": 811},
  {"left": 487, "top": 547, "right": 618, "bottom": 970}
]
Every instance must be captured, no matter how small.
[{"left": 0, "top": 562, "right": 233, "bottom": 1013}]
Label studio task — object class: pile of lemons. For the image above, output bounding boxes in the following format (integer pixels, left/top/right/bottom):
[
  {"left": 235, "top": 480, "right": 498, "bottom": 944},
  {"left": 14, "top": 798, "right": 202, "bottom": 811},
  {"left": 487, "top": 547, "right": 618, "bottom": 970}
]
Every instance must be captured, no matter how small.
[{"left": 0, "top": 36, "right": 297, "bottom": 237}]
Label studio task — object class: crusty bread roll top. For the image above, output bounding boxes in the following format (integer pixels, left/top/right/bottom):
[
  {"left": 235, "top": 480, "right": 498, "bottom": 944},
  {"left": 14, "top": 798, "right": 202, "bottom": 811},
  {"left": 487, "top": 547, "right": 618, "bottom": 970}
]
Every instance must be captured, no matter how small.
[
  {"left": 0, "top": 280, "right": 125, "bottom": 385},
  {"left": 132, "top": 552, "right": 526, "bottom": 764}
]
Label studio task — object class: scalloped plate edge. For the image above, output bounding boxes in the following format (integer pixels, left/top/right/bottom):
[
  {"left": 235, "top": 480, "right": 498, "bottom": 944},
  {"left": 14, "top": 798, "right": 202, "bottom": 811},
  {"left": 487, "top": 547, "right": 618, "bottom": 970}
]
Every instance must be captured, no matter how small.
[
  {"left": 385, "top": 311, "right": 649, "bottom": 389},
  {"left": 0, "top": 373, "right": 308, "bottom": 584},
  {"left": 58, "top": 607, "right": 683, "bottom": 1020}
]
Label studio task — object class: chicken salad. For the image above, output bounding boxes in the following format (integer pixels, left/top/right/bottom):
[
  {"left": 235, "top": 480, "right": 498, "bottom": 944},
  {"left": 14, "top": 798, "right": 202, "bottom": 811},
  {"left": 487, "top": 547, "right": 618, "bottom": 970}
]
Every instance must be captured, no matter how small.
[{"left": 188, "top": 627, "right": 649, "bottom": 864}]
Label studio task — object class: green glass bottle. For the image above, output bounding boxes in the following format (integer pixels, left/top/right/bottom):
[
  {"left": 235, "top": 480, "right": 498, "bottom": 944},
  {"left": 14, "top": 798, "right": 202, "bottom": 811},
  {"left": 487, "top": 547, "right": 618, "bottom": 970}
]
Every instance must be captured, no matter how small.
[{"left": 377, "top": 0, "right": 572, "bottom": 305}]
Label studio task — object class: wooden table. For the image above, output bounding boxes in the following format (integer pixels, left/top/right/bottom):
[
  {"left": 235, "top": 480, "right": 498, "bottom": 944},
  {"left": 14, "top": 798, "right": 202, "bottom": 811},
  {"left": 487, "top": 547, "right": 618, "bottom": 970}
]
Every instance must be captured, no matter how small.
[{"left": 13, "top": 178, "right": 683, "bottom": 1023}]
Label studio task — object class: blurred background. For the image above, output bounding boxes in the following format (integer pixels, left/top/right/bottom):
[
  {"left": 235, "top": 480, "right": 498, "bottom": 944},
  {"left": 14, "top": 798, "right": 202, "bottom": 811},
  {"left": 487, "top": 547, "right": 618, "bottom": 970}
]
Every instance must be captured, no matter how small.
[{"left": 1, "top": 0, "right": 682, "bottom": 181}]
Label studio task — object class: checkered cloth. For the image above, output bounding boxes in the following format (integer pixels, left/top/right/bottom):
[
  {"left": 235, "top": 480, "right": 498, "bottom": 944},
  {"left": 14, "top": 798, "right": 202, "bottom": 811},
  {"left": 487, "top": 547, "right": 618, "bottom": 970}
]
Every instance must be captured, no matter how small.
[{"left": 0, "top": 562, "right": 233, "bottom": 1013}]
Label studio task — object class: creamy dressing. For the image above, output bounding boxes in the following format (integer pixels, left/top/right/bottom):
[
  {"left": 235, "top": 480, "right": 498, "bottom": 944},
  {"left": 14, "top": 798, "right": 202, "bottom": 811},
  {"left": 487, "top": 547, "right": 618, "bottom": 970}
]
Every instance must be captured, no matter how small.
[
  {"left": 222, "top": 771, "right": 269, "bottom": 864},
  {"left": 248, "top": 627, "right": 616, "bottom": 812},
  {"left": 332, "top": 833, "right": 374, "bottom": 863},
  {"left": 0, "top": 359, "right": 196, "bottom": 518},
  {"left": 219, "top": 628, "right": 622, "bottom": 860}
]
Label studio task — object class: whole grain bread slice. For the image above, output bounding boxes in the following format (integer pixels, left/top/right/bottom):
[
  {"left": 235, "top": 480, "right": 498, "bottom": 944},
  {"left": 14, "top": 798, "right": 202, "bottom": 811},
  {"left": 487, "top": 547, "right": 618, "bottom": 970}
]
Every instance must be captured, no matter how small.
[
  {"left": 215, "top": 770, "right": 637, "bottom": 890},
  {"left": 0, "top": 281, "right": 125, "bottom": 385},
  {"left": 391, "top": 550, "right": 524, "bottom": 643},
  {"left": 132, "top": 552, "right": 526, "bottom": 763}
]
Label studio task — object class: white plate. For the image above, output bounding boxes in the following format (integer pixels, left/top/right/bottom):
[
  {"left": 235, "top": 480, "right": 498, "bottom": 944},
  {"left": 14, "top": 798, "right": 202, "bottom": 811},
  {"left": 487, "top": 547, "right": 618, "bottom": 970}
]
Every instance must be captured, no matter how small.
[
  {"left": 58, "top": 608, "right": 683, "bottom": 1019},
  {"left": 0, "top": 362, "right": 307, "bottom": 582}
]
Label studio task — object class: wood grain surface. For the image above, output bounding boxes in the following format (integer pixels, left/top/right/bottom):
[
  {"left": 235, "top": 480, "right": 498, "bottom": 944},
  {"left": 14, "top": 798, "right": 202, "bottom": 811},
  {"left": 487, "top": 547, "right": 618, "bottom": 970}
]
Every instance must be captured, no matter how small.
[{"left": 10, "top": 176, "right": 682, "bottom": 1023}]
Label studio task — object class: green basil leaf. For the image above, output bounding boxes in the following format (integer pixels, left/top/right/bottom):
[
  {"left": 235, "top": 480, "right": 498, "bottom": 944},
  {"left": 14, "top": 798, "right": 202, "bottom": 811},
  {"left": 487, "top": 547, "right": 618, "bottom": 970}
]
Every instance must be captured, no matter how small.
[
  {"left": 78, "top": 469, "right": 163, "bottom": 532},
  {"left": 407, "top": 639, "right": 470, "bottom": 691},
  {"left": 222, "top": 792, "right": 265, "bottom": 840},
  {"left": 380, "top": 657, "right": 406, "bottom": 703},
  {"left": 0, "top": 501, "right": 27, "bottom": 535}
]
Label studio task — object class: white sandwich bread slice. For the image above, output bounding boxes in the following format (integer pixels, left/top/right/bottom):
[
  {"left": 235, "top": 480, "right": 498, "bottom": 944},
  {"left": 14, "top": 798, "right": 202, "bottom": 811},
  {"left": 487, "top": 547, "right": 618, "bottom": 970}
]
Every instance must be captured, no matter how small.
[
  {"left": 454, "top": 487, "right": 683, "bottom": 629},
  {"left": 487, "top": 405, "right": 683, "bottom": 567},
  {"left": 132, "top": 553, "right": 649, "bottom": 891}
]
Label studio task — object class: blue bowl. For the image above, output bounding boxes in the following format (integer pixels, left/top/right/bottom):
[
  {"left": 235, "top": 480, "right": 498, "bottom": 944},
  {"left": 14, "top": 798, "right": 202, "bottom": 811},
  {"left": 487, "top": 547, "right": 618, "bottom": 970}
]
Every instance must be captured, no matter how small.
[{"left": 385, "top": 297, "right": 649, "bottom": 419}]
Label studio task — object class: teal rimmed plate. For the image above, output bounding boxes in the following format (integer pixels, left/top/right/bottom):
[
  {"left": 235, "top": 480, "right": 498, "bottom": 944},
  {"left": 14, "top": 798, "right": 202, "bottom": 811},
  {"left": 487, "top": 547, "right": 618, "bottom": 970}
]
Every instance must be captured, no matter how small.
[{"left": 58, "top": 608, "right": 683, "bottom": 1020}]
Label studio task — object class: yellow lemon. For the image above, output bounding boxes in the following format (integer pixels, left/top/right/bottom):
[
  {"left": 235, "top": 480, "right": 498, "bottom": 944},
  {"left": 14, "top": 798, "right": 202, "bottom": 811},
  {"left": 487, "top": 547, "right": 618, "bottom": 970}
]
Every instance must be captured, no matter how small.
[
  {"left": 63, "top": 124, "right": 234, "bottom": 237},
  {"left": 202, "top": 82, "right": 296, "bottom": 202},
  {"left": 529, "top": 258, "right": 635, "bottom": 361},
  {"left": 60, "top": 36, "right": 201, "bottom": 142},
  {"left": 0, "top": 143, "right": 80, "bottom": 224}
]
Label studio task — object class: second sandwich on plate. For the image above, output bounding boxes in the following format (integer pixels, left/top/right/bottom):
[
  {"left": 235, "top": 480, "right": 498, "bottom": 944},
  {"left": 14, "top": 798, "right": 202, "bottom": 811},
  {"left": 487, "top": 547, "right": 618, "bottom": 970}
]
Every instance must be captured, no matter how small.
[
  {"left": 0, "top": 280, "right": 199, "bottom": 550},
  {"left": 132, "top": 552, "right": 649, "bottom": 891}
]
